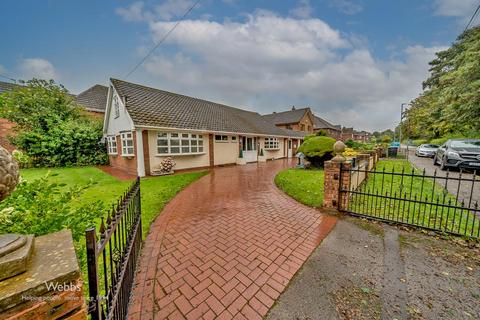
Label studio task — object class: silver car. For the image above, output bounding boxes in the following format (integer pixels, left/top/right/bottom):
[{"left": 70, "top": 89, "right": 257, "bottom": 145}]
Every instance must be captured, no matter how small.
[{"left": 415, "top": 144, "right": 439, "bottom": 158}]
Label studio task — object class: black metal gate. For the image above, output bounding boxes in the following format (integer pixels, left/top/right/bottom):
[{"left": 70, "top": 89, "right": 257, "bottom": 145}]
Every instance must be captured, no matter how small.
[
  {"left": 339, "top": 164, "right": 480, "bottom": 238},
  {"left": 86, "top": 177, "right": 142, "bottom": 320}
]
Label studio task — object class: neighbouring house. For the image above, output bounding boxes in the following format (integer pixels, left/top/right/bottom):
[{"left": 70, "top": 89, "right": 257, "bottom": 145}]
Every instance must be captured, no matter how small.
[
  {"left": 262, "top": 107, "right": 315, "bottom": 134},
  {"left": 75, "top": 84, "right": 108, "bottom": 117},
  {"left": 341, "top": 127, "right": 372, "bottom": 143},
  {"left": 263, "top": 107, "right": 342, "bottom": 140},
  {"left": 103, "top": 78, "right": 306, "bottom": 176},
  {"left": 313, "top": 116, "right": 342, "bottom": 140}
]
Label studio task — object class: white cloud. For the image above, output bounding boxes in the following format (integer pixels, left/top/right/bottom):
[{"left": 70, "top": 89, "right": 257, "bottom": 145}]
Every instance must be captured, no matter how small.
[
  {"left": 433, "top": 0, "right": 478, "bottom": 17},
  {"left": 116, "top": 0, "right": 198, "bottom": 22},
  {"left": 125, "top": 10, "right": 443, "bottom": 131},
  {"left": 290, "top": 0, "right": 313, "bottom": 19},
  {"left": 18, "top": 58, "right": 58, "bottom": 80},
  {"left": 116, "top": 1, "right": 150, "bottom": 22},
  {"left": 328, "top": 0, "right": 363, "bottom": 15}
]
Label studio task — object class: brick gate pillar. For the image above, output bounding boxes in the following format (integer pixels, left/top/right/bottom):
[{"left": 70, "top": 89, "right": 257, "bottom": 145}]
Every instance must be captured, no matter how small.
[{"left": 323, "top": 141, "right": 351, "bottom": 211}]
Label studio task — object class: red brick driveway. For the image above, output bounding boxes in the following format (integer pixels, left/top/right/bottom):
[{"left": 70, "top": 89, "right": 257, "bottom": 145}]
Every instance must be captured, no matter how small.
[{"left": 129, "top": 159, "right": 337, "bottom": 320}]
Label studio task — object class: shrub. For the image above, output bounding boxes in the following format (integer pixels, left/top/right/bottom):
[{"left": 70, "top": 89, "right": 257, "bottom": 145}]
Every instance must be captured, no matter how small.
[
  {"left": 298, "top": 136, "right": 335, "bottom": 167},
  {"left": 0, "top": 173, "right": 105, "bottom": 266},
  {"left": 12, "top": 118, "right": 108, "bottom": 167},
  {"left": 343, "top": 148, "right": 359, "bottom": 157},
  {"left": 381, "top": 135, "right": 392, "bottom": 144},
  {"left": 0, "top": 79, "right": 108, "bottom": 167},
  {"left": 12, "top": 150, "right": 32, "bottom": 168}
]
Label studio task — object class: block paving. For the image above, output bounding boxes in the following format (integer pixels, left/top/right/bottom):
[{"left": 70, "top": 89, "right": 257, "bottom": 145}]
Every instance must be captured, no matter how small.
[{"left": 128, "top": 160, "right": 337, "bottom": 319}]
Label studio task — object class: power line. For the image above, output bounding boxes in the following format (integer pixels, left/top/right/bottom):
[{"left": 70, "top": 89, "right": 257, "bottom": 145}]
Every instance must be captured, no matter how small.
[
  {"left": 464, "top": 2, "right": 480, "bottom": 32},
  {"left": 125, "top": 0, "right": 201, "bottom": 78}
]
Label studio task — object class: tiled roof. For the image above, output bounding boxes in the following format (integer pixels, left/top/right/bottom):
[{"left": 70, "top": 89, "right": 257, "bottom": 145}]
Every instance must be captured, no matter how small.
[
  {"left": 0, "top": 81, "right": 20, "bottom": 93},
  {"left": 313, "top": 115, "right": 340, "bottom": 131},
  {"left": 110, "top": 78, "right": 304, "bottom": 138},
  {"left": 262, "top": 108, "right": 310, "bottom": 125},
  {"left": 76, "top": 84, "right": 108, "bottom": 113}
]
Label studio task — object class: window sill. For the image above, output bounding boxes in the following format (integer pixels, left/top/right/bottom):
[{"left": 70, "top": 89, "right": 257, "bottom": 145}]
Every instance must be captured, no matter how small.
[
  {"left": 156, "top": 152, "right": 206, "bottom": 157},
  {"left": 214, "top": 141, "right": 229, "bottom": 143},
  {"left": 265, "top": 148, "right": 280, "bottom": 151}
]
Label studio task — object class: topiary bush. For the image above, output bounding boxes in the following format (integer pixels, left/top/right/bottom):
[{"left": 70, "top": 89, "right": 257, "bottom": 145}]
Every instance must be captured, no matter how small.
[{"left": 298, "top": 136, "right": 335, "bottom": 167}]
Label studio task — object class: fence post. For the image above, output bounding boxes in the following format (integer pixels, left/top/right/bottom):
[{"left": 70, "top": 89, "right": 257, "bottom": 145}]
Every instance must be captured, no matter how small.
[{"left": 86, "top": 227, "right": 101, "bottom": 320}]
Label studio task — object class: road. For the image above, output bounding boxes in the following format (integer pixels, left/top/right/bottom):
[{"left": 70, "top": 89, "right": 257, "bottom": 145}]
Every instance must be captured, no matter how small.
[{"left": 406, "top": 148, "right": 480, "bottom": 206}]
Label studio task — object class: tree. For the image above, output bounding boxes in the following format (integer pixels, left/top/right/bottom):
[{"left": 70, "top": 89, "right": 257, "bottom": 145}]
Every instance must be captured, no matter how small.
[
  {"left": 0, "top": 79, "right": 108, "bottom": 167},
  {"left": 403, "top": 26, "right": 480, "bottom": 140},
  {"left": 381, "top": 135, "right": 392, "bottom": 144}
]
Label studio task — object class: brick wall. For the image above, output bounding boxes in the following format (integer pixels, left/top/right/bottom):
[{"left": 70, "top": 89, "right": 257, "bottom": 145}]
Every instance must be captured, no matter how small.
[
  {"left": 108, "top": 132, "right": 138, "bottom": 175},
  {"left": 0, "top": 118, "right": 16, "bottom": 152}
]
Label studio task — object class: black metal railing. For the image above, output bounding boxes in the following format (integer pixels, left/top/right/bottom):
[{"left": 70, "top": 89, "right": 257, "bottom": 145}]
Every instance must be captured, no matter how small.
[
  {"left": 86, "top": 177, "right": 142, "bottom": 320},
  {"left": 339, "top": 165, "right": 480, "bottom": 238}
]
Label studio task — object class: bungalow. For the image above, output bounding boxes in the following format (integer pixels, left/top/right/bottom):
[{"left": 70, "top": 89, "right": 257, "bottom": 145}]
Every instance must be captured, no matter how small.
[
  {"left": 75, "top": 84, "right": 108, "bottom": 116},
  {"left": 103, "top": 79, "right": 306, "bottom": 176}
]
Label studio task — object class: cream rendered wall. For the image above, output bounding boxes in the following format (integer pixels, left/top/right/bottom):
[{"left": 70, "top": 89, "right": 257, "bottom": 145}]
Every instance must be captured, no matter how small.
[
  {"left": 214, "top": 136, "right": 239, "bottom": 165},
  {"left": 261, "top": 137, "right": 286, "bottom": 160},
  {"left": 147, "top": 130, "right": 210, "bottom": 171}
]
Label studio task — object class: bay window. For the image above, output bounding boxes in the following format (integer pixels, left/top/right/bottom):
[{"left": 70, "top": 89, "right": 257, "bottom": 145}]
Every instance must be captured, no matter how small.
[{"left": 157, "top": 132, "right": 204, "bottom": 155}]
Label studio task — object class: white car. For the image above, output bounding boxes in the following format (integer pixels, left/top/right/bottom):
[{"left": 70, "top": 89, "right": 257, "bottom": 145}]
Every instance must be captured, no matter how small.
[{"left": 415, "top": 144, "right": 439, "bottom": 158}]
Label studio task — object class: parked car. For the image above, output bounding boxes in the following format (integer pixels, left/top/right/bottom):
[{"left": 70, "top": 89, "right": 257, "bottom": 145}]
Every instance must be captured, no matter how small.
[
  {"left": 415, "top": 144, "right": 439, "bottom": 157},
  {"left": 433, "top": 139, "right": 480, "bottom": 171}
]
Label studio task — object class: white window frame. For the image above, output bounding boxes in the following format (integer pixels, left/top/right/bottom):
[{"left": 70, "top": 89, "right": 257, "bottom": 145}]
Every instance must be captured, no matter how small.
[
  {"left": 113, "top": 95, "right": 120, "bottom": 119},
  {"left": 120, "top": 132, "right": 134, "bottom": 156},
  {"left": 215, "top": 135, "right": 228, "bottom": 142},
  {"left": 264, "top": 137, "right": 279, "bottom": 150},
  {"left": 107, "top": 136, "right": 117, "bottom": 155},
  {"left": 157, "top": 132, "right": 204, "bottom": 155}
]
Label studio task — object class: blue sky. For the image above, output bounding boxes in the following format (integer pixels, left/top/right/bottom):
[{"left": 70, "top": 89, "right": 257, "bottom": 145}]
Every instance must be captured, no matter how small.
[{"left": 0, "top": 0, "right": 478, "bottom": 130}]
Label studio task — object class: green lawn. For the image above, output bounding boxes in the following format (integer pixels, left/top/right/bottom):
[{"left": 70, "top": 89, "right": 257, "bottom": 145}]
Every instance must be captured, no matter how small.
[
  {"left": 349, "top": 160, "right": 479, "bottom": 238},
  {"left": 20, "top": 166, "right": 208, "bottom": 237},
  {"left": 19, "top": 166, "right": 207, "bottom": 296},
  {"left": 275, "top": 168, "right": 324, "bottom": 207}
]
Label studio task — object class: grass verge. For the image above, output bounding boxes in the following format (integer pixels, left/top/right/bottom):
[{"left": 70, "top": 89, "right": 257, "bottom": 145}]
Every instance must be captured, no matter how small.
[
  {"left": 274, "top": 168, "right": 324, "bottom": 207},
  {"left": 349, "top": 160, "right": 479, "bottom": 238}
]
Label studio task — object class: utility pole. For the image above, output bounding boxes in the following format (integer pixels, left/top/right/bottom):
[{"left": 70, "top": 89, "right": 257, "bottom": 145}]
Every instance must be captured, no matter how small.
[{"left": 400, "top": 103, "right": 408, "bottom": 158}]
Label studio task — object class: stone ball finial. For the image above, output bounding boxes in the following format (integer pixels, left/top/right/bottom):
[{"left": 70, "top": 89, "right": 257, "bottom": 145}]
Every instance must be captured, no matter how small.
[
  {"left": 332, "top": 140, "right": 346, "bottom": 163},
  {"left": 0, "top": 146, "right": 20, "bottom": 201}
]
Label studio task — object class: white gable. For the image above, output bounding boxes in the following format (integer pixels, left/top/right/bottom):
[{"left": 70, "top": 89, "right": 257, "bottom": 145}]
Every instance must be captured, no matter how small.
[{"left": 103, "top": 85, "right": 135, "bottom": 135}]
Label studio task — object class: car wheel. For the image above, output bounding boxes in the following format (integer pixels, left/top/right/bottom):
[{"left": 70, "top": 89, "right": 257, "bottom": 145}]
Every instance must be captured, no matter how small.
[{"left": 440, "top": 157, "right": 447, "bottom": 171}]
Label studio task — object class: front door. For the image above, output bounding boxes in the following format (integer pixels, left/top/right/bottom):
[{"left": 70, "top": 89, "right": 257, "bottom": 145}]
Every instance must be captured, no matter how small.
[
  {"left": 287, "top": 139, "right": 292, "bottom": 158},
  {"left": 242, "top": 136, "right": 257, "bottom": 162}
]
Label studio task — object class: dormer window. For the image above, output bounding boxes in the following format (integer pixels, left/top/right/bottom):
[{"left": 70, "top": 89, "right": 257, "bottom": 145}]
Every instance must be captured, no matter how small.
[{"left": 113, "top": 95, "right": 120, "bottom": 118}]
